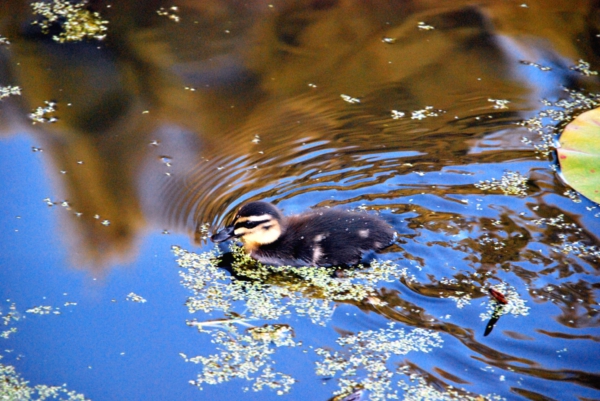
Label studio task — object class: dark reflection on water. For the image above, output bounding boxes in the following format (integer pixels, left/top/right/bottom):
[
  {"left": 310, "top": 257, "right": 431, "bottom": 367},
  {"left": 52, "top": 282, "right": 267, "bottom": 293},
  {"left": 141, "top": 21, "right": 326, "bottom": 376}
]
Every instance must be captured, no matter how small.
[{"left": 1, "top": 0, "right": 600, "bottom": 400}]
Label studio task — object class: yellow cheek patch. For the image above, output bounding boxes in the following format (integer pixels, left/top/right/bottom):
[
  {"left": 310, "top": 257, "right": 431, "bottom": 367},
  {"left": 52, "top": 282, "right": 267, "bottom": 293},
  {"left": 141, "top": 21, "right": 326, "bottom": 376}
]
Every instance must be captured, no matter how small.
[{"left": 234, "top": 227, "right": 249, "bottom": 236}]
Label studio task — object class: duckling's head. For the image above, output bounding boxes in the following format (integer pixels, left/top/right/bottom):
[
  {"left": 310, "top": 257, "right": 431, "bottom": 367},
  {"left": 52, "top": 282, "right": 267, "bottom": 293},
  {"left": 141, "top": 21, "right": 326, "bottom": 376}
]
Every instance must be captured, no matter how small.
[{"left": 211, "top": 201, "right": 283, "bottom": 250}]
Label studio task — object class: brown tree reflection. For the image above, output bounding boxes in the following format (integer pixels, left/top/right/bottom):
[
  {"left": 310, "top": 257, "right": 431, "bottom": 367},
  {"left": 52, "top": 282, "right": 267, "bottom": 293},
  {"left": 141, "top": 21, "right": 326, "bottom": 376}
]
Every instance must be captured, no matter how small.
[{"left": 1, "top": 0, "right": 597, "bottom": 265}]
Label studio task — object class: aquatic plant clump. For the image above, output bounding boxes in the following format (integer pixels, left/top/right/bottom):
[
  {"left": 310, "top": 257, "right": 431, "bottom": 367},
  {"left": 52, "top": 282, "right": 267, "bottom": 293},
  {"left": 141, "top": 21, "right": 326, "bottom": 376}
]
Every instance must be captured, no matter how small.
[
  {"left": 532, "top": 214, "right": 600, "bottom": 260},
  {"left": 397, "top": 369, "right": 507, "bottom": 401},
  {"left": 183, "top": 324, "right": 297, "bottom": 394},
  {"left": 0, "top": 361, "right": 89, "bottom": 400},
  {"left": 315, "top": 325, "right": 443, "bottom": 401},
  {"left": 479, "top": 283, "right": 530, "bottom": 321},
  {"left": 520, "top": 87, "right": 600, "bottom": 157},
  {"left": 173, "top": 245, "right": 415, "bottom": 325},
  {"left": 411, "top": 106, "right": 444, "bottom": 120},
  {"left": 474, "top": 171, "right": 528, "bottom": 196},
  {"left": 1, "top": 302, "right": 19, "bottom": 339},
  {"left": 447, "top": 292, "right": 472, "bottom": 309},
  {"left": 26, "top": 305, "right": 58, "bottom": 315},
  {"left": 173, "top": 245, "right": 427, "bottom": 396},
  {"left": 29, "top": 101, "right": 58, "bottom": 124},
  {"left": 31, "top": 0, "right": 108, "bottom": 43},
  {"left": 0, "top": 86, "right": 21, "bottom": 100},
  {"left": 125, "top": 292, "right": 147, "bottom": 303},
  {"left": 156, "top": 7, "right": 180, "bottom": 23},
  {"left": 1, "top": 302, "right": 88, "bottom": 400}
]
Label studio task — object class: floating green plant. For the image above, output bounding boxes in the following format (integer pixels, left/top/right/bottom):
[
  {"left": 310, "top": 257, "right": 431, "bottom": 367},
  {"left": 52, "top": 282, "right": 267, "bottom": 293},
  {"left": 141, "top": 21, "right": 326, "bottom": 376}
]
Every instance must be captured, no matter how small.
[
  {"left": 315, "top": 324, "right": 443, "bottom": 401},
  {"left": 31, "top": 0, "right": 108, "bottom": 43},
  {"left": 182, "top": 323, "right": 297, "bottom": 394},
  {"left": 558, "top": 107, "right": 600, "bottom": 204},
  {"left": 0, "top": 361, "right": 89, "bottom": 401},
  {"left": 1, "top": 302, "right": 88, "bottom": 400},
  {"left": 173, "top": 244, "right": 415, "bottom": 325},
  {"left": 0, "top": 86, "right": 21, "bottom": 100},
  {"left": 479, "top": 283, "right": 530, "bottom": 321},
  {"left": 474, "top": 171, "right": 528, "bottom": 196}
]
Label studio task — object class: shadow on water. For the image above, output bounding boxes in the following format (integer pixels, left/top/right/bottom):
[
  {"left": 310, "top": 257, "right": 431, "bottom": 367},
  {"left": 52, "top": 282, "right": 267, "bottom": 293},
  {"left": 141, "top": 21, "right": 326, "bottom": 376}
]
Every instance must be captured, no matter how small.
[{"left": 0, "top": 0, "right": 600, "bottom": 400}]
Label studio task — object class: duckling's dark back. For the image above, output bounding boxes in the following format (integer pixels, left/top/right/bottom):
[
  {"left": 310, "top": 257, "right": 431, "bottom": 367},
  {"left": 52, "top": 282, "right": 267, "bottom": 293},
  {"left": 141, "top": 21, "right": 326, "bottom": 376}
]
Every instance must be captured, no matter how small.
[{"left": 257, "top": 208, "right": 394, "bottom": 266}]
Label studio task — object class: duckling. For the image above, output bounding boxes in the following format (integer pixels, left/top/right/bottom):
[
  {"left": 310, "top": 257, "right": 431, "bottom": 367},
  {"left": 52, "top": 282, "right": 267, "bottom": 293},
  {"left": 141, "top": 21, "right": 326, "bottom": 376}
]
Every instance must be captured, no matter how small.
[{"left": 211, "top": 201, "right": 394, "bottom": 267}]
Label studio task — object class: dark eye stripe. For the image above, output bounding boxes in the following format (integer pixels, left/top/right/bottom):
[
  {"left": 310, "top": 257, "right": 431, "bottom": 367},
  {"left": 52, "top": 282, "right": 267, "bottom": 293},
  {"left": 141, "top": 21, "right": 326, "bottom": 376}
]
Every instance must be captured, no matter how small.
[{"left": 235, "top": 219, "right": 270, "bottom": 230}]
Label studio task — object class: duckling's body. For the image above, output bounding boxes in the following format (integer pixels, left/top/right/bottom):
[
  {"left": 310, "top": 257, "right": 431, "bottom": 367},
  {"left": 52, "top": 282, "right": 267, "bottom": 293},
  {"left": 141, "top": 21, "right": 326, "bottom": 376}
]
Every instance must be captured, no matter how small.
[{"left": 211, "top": 201, "right": 394, "bottom": 267}]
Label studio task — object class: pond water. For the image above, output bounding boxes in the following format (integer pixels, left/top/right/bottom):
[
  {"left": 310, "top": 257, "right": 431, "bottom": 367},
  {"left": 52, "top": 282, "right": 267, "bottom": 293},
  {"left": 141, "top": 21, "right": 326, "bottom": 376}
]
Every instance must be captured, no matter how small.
[{"left": 1, "top": 1, "right": 599, "bottom": 400}]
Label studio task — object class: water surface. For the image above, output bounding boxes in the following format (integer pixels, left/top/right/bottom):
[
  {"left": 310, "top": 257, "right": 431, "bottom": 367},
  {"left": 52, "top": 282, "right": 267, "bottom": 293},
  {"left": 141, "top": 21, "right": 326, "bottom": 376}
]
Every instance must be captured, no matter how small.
[{"left": 0, "top": 1, "right": 599, "bottom": 400}]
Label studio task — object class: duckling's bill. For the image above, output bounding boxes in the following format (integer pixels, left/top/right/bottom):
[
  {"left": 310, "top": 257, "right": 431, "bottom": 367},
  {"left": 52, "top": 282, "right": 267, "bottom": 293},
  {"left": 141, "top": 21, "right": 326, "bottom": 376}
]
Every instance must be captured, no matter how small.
[{"left": 211, "top": 225, "right": 237, "bottom": 242}]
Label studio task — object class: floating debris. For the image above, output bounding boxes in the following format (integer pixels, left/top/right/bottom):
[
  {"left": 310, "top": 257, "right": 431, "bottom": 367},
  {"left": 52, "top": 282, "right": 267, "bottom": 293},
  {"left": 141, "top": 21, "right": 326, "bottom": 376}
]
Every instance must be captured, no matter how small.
[
  {"left": 1, "top": 303, "right": 19, "bottom": 326},
  {"left": 520, "top": 88, "right": 600, "bottom": 156},
  {"left": 411, "top": 106, "right": 444, "bottom": 120},
  {"left": 488, "top": 98, "right": 510, "bottom": 109},
  {"left": 478, "top": 233, "right": 506, "bottom": 250},
  {"left": 563, "top": 189, "right": 582, "bottom": 203},
  {"left": 479, "top": 283, "right": 530, "bottom": 321},
  {"left": 391, "top": 110, "right": 405, "bottom": 119},
  {"left": 0, "top": 86, "right": 21, "bottom": 100},
  {"left": 570, "top": 59, "right": 598, "bottom": 76},
  {"left": 0, "top": 327, "right": 17, "bottom": 339},
  {"left": 157, "top": 6, "right": 180, "bottom": 23},
  {"left": 474, "top": 171, "right": 528, "bottom": 196},
  {"left": 381, "top": 37, "right": 396, "bottom": 44},
  {"left": 186, "top": 324, "right": 296, "bottom": 394},
  {"left": 126, "top": 293, "right": 147, "bottom": 303},
  {"left": 31, "top": 0, "right": 108, "bottom": 43},
  {"left": 0, "top": 362, "right": 89, "bottom": 400},
  {"left": 531, "top": 214, "right": 572, "bottom": 229},
  {"left": 159, "top": 155, "right": 173, "bottom": 166},
  {"left": 1, "top": 303, "right": 19, "bottom": 339},
  {"left": 530, "top": 214, "right": 600, "bottom": 259},
  {"left": 417, "top": 22, "right": 435, "bottom": 30},
  {"left": 553, "top": 235, "right": 600, "bottom": 259},
  {"left": 197, "top": 223, "right": 211, "bottom": 241},
  {"left": 341, "top": 94, "right": 361, "bottom": 104},
  {"left": 315, "top": 325, "right": 443, "bottom": 401},
  {"left": 447, "top": 292, "right": 472, "bottom": 309},
  {"left": 519, "top": 60, "right": 552, "bottom": 71},
  {"left": 0, "top": 36, "right": 9, "bottom": 45},
  {"left": 26, "top": 305, "right": 57, "bottom": 315},
  {"left": 174, "top": 245, "right": 414, "bottom": 325},
  {"left": 29, "top": 101, "right": 58, "bottom": 124},
  {"left": 397, "top": 368, "right": 506, "bottom": 401},
  {"left": 488, "top": 288, "right": 508, "bottom": 305}
]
